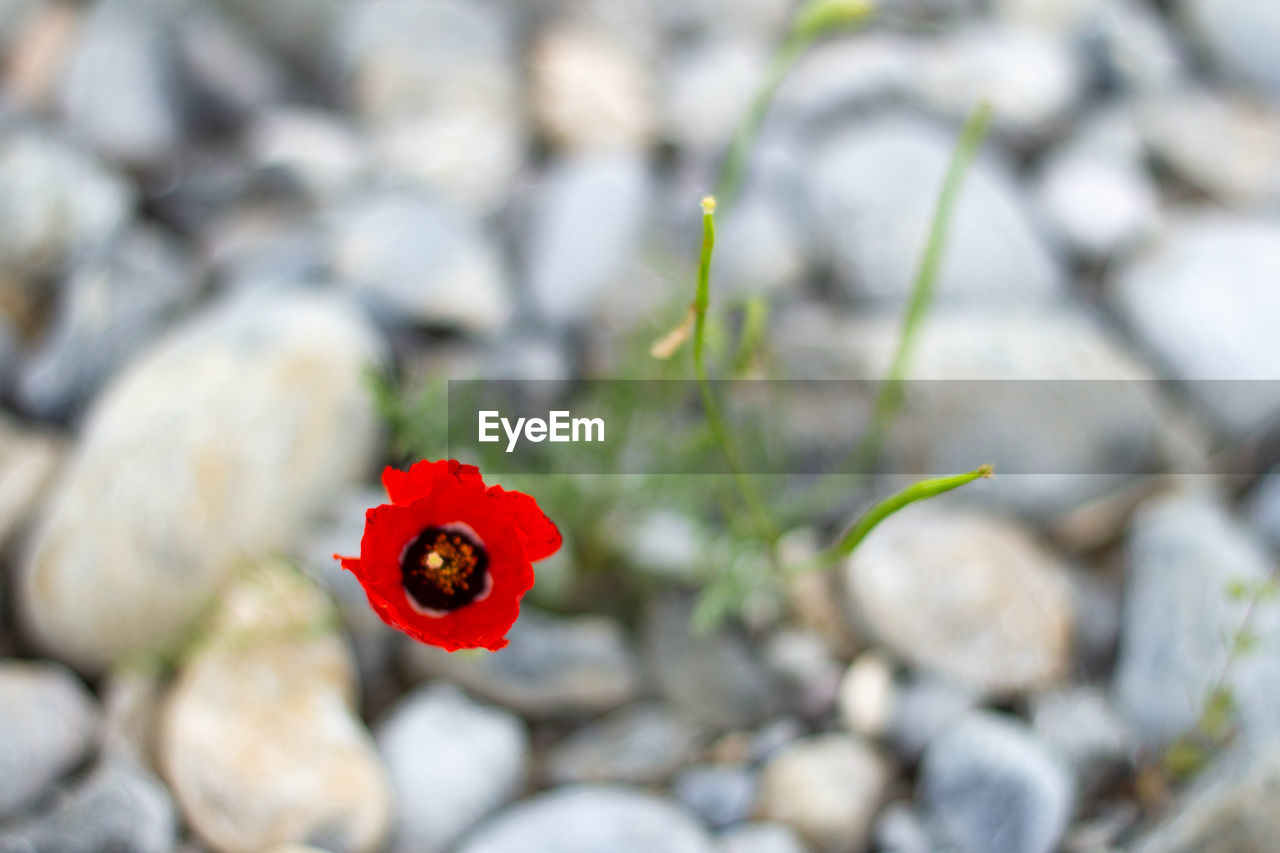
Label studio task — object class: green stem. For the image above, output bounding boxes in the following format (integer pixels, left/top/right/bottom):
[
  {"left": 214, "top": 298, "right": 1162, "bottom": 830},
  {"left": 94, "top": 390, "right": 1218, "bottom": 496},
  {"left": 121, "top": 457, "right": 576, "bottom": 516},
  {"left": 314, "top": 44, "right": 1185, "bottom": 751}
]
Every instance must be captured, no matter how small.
[
  {"left": 715, "top": 34, "right": 812, "bottom": 210},
  {"left": 786, "top": 464, "right": 993, "bottom": 574},
  {"left": 693, "top": 197, "right": 778, "bottom": 546},
  {"left": 716, "top": 0, "right": 876, "bottom": 209},
  {"left": 782, "top": 102, "right": 996, "bottom": 524},
  {"left": 867, "top": 101, "right": 995, "bottom": 447}
]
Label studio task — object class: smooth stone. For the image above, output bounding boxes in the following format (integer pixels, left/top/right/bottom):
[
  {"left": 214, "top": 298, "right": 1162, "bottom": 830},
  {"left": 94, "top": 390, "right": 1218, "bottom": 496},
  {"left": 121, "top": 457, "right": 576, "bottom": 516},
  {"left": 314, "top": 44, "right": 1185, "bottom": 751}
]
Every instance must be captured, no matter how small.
[
  {"left": 749, "top": 717, "right": 807, "bottom": 764},
  {"left": 805, "top": 114, "right": 1061, "bottom": 302},
  {"left": 660, "top": 38, "right": 768, "bottom": 153},
  {"left": 718, "top": 822, "right": 812, "bottom": 853},
  {"left": 173, "top": 3, "right": 286, "bottom": 124},
  {"left": 755, "top": 733, "right": 889, "bottom": 853},
  {"left": 712, "top": 190, "right": 806, "bottom": 297},
  {"left": 1, "top": 1, "right": 83, "bottom": 113},
  {"left": 1034, "top": 146, "right": 1160, "bottom": 260},
  {"left": 160, "top": 563, "right": 392, "bottom": 853},
  {"left": 1112, "top": 490, "right": 1280, "bottom": 749},
  {"left": 644, "top": 593, "right": 778, "bottom": 729},
  {"left": 18, "top": 291, "right": 384, "bottom": 670},
  {"left": 1030, "top": 687, "right": 1134, "bottom": 796},
  {"left": 548, "top": 704, "right": 703, "bottom": 786},
  {"left": 330, "top": 191, "right": 510, "bottom": 334},
  {"left": 1181, "top": 0, "right": 1280, "bottom": 96},
  {"left": 1136, "top": 89, "right": 1280, "bottom": 207},
  {"left": 651, "top": 0, "right": 792, "bottom": 41},
  {"left": 674, "top": 765, "right": 758, "bottom": 830},
  {"left": 909, "top": 24, "right": 1085, "bottom": 139},
  {"left": 523, "top": 151, "right": 650, "bottom": 326},
  {"left": 1110, "top": 212, "right": 1280, "bottom": 437},
  {"left": 760, "top": 629, "right": 843, "bottom": 719},
  {"left": 1070, "top": 101, "right": 1148, "bottom": 162},
  {"left": 0, "top": 0, "right": 39, "bottom": 48},
  {"left": 59, "top": 1, "right": 182, "bottom": 165},
  {"left": 888, "top": 674, "right": 980, "bottom": 761},
  {"left": 992, "top": 0, "right": 1100, "bottom": 30},
  {"left": 530, "top": 22, "right": 654, "bottom": 151},
  {"left": 0, "top": 416, "right": 64, "bottom": 551},
  {"left": 203, "top": 208, "right": 326, "bottom": 291},
  {"left": 405, "top": 608, "right": 642, "bottom": 717},
  {"left": 18, "top": 225, "right": 198, "bottom": 420},
  {"left": 0, "top": 320, "right": 19, "bottom": 397},
  {"left": 340, "top": 0, "right": 522, "bottom": 212},
  {"left": 376, "top": 684, "right": 528, "bottom": 853},
  {"left": 214, "top": 0, "right": 346, "bottom": 73},
  {"left": 0, "top": 661, "right": 99, "bottom": 818},
  {"left": 456, "top": 786, "right": 715, "bottom": 853},
  {"left": 1085, "top": 0, "right": 1187, "bottom": 93},
  {"left": 998, "top": 0, "right": 1185, "bottom": 92},
  {"left": 872, "top": 803, "right": 932, "bottom": 853},
  {"left": 248, "top": 109, "right": 369, "bottom": 201},
  {"left": 837, "top": 652, "right": 896, "bottom": 740},
  {"left": 616, "top": 509, "right": 705, "bottom": 582},
  {"left": 339, "top": 0, "right": 516, "bottom": 124},
  {"left": 99, "top": 668, "right": 163, "bottom": 767},
  {"left": 1246, "top": 470, "right": 1280, "bottom": 550},
  {"left": 1131, "top": 742, "right": 1280, "bottom": 852},
  {"left": 844, "top": 505, "right": 1076, "bottom": 695},
  {"left": 1066, "top": 567, "right": 1124, "bottom": 678},
  {"left": 919, "top": 711, "right": 1073, "bottom": 853},
  {"left": 0, "top": 128, "right": 133, "bottom": 283},
  {"left": 544, "top": 0, "right": 660, "bottom": 55},
  {"left": 370, "top": 101, "right": 525, "bottom": 215},
  {"left": 0, "top": 759, "right": 176, "bottom": 853},
  {"left": 773, "top": 33, "right": 916, "bottom": 126}
]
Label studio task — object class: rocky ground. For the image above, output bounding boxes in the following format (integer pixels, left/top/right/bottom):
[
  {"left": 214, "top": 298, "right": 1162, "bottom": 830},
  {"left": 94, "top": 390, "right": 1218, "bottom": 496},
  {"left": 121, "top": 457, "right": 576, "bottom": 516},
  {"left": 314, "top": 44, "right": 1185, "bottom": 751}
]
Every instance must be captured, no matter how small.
[{"left": 1, "top": 0, "right": 1280, "bottom": 851}]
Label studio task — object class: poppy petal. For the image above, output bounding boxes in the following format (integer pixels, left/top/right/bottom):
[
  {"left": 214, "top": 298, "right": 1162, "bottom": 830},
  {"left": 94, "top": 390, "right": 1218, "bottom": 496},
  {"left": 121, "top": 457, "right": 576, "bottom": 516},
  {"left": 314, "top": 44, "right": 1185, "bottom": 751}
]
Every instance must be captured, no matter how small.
[
  {"left": 382, "top": 459, "right": 483, "bottom": 506},
  {"left": 339, "top": 460, "right": 557, "bottom": 652},
  {"left": 493, "top": 487, "right": 563, "bottom": 561}
]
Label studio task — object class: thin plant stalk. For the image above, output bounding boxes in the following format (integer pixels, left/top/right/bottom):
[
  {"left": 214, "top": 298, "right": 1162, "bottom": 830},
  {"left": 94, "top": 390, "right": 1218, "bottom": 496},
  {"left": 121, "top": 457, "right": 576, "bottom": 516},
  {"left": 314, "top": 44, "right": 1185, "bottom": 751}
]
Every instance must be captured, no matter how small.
[
  {"left": 865, "top": 100, "right": 995, "bottom": 450},
  {"left": 693, "top": 196, "right": 778, "bottom": 547},
  {"left": 783, "top": 102, "right": 995, "bottom": 522},
  {"left": 715, "top": 0, "right": 875, "bottom": 209}
]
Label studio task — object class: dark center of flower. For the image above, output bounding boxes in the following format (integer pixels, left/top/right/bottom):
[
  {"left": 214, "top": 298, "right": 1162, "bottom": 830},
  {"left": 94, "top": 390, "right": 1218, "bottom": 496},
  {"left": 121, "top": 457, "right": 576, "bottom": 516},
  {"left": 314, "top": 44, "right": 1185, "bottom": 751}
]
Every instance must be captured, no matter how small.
[{"left": 401, "top": 526, "right": 489, "bottom": 612}]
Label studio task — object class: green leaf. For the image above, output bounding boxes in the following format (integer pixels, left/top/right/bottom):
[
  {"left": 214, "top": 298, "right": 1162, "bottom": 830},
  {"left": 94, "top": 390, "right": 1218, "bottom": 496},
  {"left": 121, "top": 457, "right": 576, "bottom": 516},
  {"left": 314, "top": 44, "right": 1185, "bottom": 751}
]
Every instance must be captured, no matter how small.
[
  {"left": 832, "top": 465, "right": 995, "bottom": 558},
  {"left": 1163, "top": 738, "right": 1210, "bottom": 780},
  {"left": 1234, "top": 630, "right": 1261, "bottom": 656},
  {"left": 1226, "top": 579, "right": 1253, "bottom": 601},
  {"left": 1199, "top": 687, "right": 1237, "bottom": 741}
]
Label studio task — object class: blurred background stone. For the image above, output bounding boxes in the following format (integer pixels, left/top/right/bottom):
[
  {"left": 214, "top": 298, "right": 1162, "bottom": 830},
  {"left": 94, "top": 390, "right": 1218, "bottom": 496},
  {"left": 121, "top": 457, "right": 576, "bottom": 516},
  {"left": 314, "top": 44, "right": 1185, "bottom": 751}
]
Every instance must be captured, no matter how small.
[
  {"left": 375, "top": 684, "right": 528, "bottom": 853},
  {"left": 0, "top": 660, "right": 99, "bottom": 819},
  {"left": 456, "top": 786, "right": 715, "bottom": 853}
]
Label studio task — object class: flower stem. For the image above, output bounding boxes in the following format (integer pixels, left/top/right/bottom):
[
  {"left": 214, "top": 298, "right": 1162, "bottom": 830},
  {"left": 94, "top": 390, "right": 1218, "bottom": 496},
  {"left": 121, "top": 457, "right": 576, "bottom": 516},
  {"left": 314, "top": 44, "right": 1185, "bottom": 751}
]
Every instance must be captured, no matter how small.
[
  {"left": 784, "top": 100, "right": 996, "bottom": 524},
  {"left": 715, "top": 0, "right": 876, "bottom": 209},
  {"left": 693, "top": 196, "right": 778, "bottom": 546},
  {"left": 860, "top": 101, "right": 995, "bottom": 460}
]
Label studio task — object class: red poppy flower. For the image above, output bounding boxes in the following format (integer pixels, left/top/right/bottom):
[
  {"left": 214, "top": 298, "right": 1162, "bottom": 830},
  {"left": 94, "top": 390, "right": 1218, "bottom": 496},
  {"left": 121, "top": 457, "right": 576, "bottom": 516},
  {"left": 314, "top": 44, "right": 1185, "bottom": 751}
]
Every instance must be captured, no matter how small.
[{"left": 335, "top": 459, "right": 561, "bottom": 652}]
